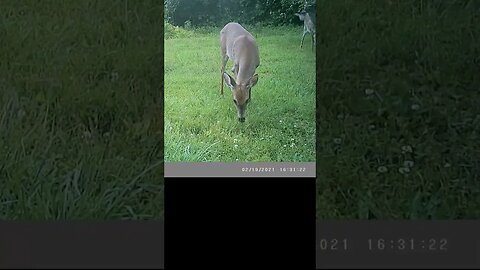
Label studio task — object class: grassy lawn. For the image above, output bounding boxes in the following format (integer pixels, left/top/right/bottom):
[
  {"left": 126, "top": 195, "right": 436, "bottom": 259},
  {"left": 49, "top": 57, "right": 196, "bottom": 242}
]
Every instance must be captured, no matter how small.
[
  {"left": 0, "top": 1, "right": 163, "bottom": 219},
  {"left": 164, "top": 25, "right": 316, "bottom": 162},
  {"left": 316, "top": 0, "right": 480, "bottom": 219}
]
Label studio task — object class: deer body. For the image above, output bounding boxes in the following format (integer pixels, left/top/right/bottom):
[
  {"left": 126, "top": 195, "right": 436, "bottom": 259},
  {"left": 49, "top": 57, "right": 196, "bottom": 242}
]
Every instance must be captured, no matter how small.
[{"left": 220, "top": 22, "right": 260, "bottom": 122}]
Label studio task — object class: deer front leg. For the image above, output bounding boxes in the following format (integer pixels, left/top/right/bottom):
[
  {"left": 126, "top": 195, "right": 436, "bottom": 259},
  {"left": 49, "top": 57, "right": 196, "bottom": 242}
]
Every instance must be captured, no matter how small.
[{"left": 220, "top": 55, "right": 228, "bottom": 96}]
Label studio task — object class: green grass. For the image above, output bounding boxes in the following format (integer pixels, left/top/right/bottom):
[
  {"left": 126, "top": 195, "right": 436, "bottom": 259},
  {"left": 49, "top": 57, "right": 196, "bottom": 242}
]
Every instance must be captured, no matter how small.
[
  {"left": 164, "top": 25, "right": 316, "bottom": 162},
  {"left": 317, "top": 0, "right": 480, "bottom": 219},
  {"left": 0, "top": 1, "right": 163, "bottom": 220}
]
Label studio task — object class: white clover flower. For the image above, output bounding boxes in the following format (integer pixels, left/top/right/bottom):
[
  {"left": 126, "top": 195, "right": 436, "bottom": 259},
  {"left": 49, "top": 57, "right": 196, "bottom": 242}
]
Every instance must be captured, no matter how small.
[
  {"left": 377, "top": 166, "right": 388, "bottom": 173},
  {"left": 404, "top": 160, "right": 414, "bottom": 168},
  {"left": 411, "top": 104, "right": 420, "bottom": 110},
  {"left": 401, "top": 145, "right": 413, "bottom": 153}
]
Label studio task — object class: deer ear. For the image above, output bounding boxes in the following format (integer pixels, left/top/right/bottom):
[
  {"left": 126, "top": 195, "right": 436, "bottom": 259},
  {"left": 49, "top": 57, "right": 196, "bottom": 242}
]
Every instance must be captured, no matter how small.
[
  {"left": 248, "top": 74, "right": 258, "bottom": 88},
  {"left": 223, "top": 72, "right": 236, "bottom": 89}
]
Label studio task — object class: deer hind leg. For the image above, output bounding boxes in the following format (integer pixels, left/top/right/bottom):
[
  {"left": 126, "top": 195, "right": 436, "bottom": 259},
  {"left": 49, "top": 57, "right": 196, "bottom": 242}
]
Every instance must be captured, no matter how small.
[
  {"left": 311, "top": 31, "right": 315, "bottom": 52},
  {"left": 300, "top": 31, "right": 307, "bottom": 49}
]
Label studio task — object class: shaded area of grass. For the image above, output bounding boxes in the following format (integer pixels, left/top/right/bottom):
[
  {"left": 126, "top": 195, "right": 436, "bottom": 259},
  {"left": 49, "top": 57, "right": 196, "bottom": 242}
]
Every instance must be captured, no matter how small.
[
  {"left": 164, "top": 25, "right": 316, "bottom": 162},
  {"left": 0, "top": 1, "right": 163, "bottom": 219},
  {"left": 317, "top": 0, "right": 480, "bottom": 219}
]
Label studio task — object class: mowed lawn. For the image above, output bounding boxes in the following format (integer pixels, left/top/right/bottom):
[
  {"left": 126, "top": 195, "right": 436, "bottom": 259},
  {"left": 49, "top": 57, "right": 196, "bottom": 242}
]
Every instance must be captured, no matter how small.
[
  {"left": 0, "top": 1, "right": 163, "bottom": 220},
  {"left": 164, "top": 26, "right": 316, "bottom": 162},
  {"left": 316, "top": 1, "right": 480, "bottom": 219}
]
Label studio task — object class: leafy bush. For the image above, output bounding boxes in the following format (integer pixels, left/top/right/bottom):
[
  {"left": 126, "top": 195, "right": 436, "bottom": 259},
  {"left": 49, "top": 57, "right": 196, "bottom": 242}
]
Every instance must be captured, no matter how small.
[
  {"left": 164, "top": 21, "right": 193, "bottom": 39},
  {"left": 164, "top": 0, "right": 313, "bottom": 27}
]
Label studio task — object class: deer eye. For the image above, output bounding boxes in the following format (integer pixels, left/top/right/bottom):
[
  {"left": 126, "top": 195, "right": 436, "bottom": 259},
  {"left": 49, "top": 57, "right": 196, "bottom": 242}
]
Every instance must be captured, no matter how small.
[{"left": 233, "top": 99, "right": 237, "bottom": 105}]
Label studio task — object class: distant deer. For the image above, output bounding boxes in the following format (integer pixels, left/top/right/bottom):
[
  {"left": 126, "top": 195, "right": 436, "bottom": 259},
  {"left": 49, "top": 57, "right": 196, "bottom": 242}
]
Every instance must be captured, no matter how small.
[
  {"left": 220, "top": 22, "right": 260, "bottom": 123},
  {"left": 295, "top": 1, "right": 316, "bottom": 51}
]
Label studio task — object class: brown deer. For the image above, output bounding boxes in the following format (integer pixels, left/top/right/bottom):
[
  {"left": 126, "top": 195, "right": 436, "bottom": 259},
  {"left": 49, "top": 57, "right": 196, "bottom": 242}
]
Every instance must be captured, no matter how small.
[
  {"left": 220, "top": 22, "right": 260, "bottom": 123},
  {"left": 295, "top": 1, "right": 316, "bottom": 51}
]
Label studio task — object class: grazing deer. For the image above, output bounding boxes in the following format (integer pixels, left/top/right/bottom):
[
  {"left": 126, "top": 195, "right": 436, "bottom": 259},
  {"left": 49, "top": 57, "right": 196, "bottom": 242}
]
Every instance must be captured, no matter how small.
[
  {"left": 295, "top": 2, "right": 316, "bottom": 51},
  {"left": 220, "top": 22, "right": 260, "bottom": 123}
]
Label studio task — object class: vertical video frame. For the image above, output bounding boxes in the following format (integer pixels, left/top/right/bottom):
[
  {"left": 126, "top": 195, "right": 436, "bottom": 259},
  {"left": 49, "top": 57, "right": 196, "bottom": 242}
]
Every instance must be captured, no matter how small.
[
  {"left": 0, "top": 0, "right": 164, "bottom": 267},
  {"left": 164, "top": 0, "right": 316, "bottom": 178}
]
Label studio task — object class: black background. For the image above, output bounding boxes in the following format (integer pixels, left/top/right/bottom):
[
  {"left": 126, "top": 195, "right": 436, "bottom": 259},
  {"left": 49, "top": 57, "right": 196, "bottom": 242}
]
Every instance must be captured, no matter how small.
[
  {"left": 165, "top": 177, "right": 316, "bottom": 268},
  {"left": 0, "top": 177, "right": 315, "bottom": 268}
]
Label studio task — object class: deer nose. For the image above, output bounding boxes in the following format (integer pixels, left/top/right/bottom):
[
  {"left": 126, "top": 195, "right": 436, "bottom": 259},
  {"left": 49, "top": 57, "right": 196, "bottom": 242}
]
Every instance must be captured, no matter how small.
[{"left": 239, "top": 117, "right": 245, "bottom": 122}]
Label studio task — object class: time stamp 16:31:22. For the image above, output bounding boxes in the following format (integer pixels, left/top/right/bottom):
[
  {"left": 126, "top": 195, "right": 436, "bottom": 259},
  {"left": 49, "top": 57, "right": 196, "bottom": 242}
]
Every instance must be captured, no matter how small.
[{"left": 317, "top": 238, "right": 448, "bottom": 252}]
